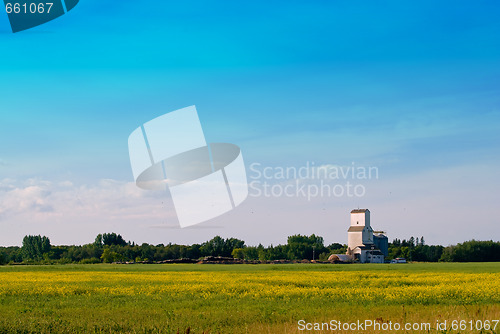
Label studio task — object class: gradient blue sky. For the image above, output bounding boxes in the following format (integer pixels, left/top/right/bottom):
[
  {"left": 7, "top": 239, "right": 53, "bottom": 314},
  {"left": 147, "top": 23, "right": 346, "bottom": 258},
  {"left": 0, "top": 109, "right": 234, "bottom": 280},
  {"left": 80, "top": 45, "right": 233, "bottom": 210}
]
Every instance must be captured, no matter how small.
[{"left": 0, "top": 1, "right": 499, "bottom": 246}]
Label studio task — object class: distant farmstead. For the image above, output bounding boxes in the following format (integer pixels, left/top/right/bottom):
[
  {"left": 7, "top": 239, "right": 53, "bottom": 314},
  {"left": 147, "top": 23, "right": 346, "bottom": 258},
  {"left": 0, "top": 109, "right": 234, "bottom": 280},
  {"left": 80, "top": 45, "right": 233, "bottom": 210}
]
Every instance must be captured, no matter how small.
[{"left": 329, "top": 209, "right": 388, "bottom": 263}]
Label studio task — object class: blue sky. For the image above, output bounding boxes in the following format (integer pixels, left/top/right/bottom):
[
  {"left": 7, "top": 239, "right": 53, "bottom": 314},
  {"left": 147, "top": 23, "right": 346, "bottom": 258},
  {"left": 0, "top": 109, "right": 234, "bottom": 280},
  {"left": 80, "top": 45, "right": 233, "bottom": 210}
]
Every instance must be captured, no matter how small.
[{"left": 0, "top": 1, "right": 499, "bottom": 246}]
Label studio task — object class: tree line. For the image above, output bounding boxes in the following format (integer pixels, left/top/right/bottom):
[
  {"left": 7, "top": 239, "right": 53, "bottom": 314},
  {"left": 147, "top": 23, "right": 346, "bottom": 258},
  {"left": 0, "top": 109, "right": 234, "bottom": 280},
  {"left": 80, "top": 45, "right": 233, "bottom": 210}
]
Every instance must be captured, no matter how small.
[{"left": 0, "top": 233, "right": 498, "bottom": 265}]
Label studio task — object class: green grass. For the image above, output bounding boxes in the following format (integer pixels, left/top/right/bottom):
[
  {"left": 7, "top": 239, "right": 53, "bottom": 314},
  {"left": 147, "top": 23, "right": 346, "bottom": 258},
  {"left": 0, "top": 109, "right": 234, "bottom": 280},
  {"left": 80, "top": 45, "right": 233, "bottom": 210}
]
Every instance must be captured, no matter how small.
[{"left": 0, "top": 263, "right": 498, "bottom": 333}]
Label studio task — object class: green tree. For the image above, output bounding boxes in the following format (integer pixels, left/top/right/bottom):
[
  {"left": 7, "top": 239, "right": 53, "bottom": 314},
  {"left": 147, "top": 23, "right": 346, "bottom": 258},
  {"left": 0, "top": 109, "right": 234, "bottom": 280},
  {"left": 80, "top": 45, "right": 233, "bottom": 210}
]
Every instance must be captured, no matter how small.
[
  {"left": 439, "top": 240, "right": 500, "bottom": 262},
  {"left": 287, "top": 234, "right": 326, "bottom": 260},
  {"left": 232, "top": 248, "right": 245, "bottom": 259},
  {"left": 100, "top": 248, "right": 123, "bottom": 263},
  {"left": 200, "top": 236, "right": 245, "bottom": 257},
  {"left": 0, "top": 250, "right": 6, "bottom": 265},
  {"left": 140, "top": 243, "right": 154, "bottom": 261},
  {"left": 186, "top": 244, "right": 201, "bottom": 259},
  {"left": 22, "top": 235, "right": 51, "bottom": 261},
  {"left": 94, "top": 234, "right": 103, "bottom": 247},
  {"left": 243, "top": 246, "right": 259, "bottom": 260},
  {"left": 102, "top": 233, "right": 127, "bottom": 246}
]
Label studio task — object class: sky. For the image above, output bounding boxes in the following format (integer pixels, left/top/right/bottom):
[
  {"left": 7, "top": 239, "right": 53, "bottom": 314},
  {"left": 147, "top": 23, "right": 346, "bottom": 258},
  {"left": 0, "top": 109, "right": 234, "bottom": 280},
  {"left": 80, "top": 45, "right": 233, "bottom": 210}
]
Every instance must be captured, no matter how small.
[{"left": 0, "top": 0, "right": 499, "bottom": 247}]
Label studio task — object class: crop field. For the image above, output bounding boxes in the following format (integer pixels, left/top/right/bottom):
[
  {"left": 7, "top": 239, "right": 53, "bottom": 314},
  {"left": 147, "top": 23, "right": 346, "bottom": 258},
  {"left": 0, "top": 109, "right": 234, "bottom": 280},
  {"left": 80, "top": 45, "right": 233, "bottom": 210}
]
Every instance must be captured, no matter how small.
[{"left": 0, "top": 263, "right": 499, "bottom": 333}]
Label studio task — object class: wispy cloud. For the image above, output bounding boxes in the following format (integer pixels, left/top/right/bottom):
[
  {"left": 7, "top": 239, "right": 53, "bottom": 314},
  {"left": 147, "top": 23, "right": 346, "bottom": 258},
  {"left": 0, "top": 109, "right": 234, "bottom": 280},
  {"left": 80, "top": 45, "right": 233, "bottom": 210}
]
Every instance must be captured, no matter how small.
[{"left": 0, "top": 178, "right": 174, "bottom": 223}]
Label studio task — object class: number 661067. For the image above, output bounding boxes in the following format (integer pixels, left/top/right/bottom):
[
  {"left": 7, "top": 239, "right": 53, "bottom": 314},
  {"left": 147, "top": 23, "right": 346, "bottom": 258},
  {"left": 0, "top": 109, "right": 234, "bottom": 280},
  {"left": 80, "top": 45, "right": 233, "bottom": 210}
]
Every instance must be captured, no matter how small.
[{"left": 5, "top": 2, "right": 53, "bottom": 14}]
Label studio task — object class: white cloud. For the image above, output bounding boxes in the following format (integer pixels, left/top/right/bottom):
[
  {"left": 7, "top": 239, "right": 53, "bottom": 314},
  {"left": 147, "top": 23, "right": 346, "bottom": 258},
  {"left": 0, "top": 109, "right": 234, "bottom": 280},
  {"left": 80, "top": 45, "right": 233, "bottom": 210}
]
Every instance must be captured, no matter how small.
[
  {"left": 0, "top": 178, "right": 16, "bottom": 191},
  {"left": 58, "top": 181, "right": 74, "bottom": 187},
  {"left": 0, "top": 178, "right": 172, "bottom": 222},
  {"left": 1, "top": 185, "right": 53, "bottom": 215},
  {"left": 0, "top": 178, "right": 182, "bottom": 245}
]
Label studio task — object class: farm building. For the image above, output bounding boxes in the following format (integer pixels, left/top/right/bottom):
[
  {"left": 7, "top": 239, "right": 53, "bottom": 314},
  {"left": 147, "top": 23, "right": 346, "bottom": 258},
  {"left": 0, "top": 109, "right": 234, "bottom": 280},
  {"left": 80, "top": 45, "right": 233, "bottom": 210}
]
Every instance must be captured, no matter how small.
[
  {"left": 327, "top": 254, "right": 352, "bottom": 263},
  {"left": 330, "top": 209, "right": 387, "bottom": 263},
  {"left": 373, "top": 232, "right": 389, "bottom": 257},
  {"left": 347, "top": 209, "right": 386, "bottom": 263}
]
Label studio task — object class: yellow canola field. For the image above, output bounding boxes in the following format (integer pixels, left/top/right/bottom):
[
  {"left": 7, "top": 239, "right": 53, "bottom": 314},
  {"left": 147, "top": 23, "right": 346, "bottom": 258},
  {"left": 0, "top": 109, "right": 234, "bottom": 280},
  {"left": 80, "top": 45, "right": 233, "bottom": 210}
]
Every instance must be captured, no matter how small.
[{"left": 0, "top": 269, "right": 498, "bottom": 305}]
